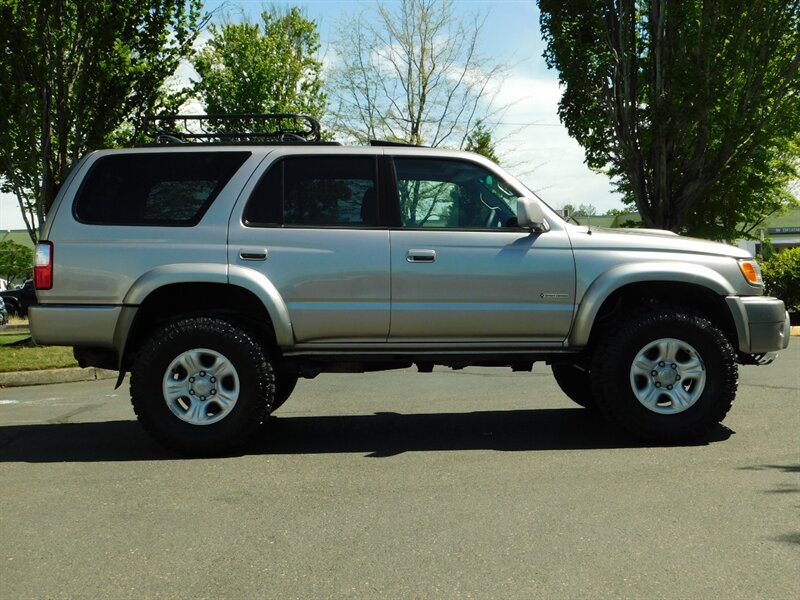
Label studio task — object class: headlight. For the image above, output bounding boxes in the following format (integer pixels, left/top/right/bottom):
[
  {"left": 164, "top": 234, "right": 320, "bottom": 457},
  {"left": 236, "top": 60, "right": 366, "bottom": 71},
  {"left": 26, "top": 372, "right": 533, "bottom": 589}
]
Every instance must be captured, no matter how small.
[{"left": 738, "top": 259, "right": 763, "bottom": 286}]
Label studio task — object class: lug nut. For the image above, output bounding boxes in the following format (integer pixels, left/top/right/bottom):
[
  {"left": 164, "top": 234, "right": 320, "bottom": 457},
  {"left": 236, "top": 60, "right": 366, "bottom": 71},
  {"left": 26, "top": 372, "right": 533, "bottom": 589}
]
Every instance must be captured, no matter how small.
[
  {"left": 671, "top": 363, "right": 677, "bottom": 369},
  {"left": 659, "top": 361, "right": 665, "bottom": 367},
  {"left": 200, "top": 371, "right": 206, "bottom": 377},
  {"left": 210, "top": 377, "right": 216, "bottom": 384},
  {"left": 210, "top": 389, "right": 216, "bottom": 395},
  {"left": 675, "top": 375, "right": 681, "bottom": 381},
  {"left": 651, "top": 370, "right": 658, "bottom": 376},
  {"left": 655, "top": 382, "right": 661, "bottom": 388},
  {"left": 667, "top": 385, "right": 673, "bottom": 390},
  {"left": 189, "top": 390, "right": 195, "bottom": 395},
  {"left": 189, "top": 377, "right": 195, "bottom": 383}
]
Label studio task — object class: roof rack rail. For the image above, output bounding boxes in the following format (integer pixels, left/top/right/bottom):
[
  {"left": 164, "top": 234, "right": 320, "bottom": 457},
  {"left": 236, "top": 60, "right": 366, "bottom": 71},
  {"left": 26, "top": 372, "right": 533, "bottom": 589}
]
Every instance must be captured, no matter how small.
[
  {"left": 142, "top": 113, "right": 323, "bottom": 144},
  {"left": 369, "top": 139, "right": 424, "bottom": 147}
]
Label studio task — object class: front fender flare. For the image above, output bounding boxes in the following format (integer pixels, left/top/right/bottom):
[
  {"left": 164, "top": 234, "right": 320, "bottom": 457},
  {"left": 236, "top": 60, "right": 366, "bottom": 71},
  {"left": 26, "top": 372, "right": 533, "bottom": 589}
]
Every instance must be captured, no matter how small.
[{"left": 568, "top": 262, "right": 736, "bottom": 347}]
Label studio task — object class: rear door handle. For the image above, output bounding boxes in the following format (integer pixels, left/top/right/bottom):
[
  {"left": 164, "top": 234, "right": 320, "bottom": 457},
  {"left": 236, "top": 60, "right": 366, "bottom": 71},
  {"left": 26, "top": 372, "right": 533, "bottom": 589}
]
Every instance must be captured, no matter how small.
[
  {"left": 406, "top": 249, "right": 436, "bottom": 263},
  {"left": 239, "top": 248, "right": 268, "bottom": 261}
]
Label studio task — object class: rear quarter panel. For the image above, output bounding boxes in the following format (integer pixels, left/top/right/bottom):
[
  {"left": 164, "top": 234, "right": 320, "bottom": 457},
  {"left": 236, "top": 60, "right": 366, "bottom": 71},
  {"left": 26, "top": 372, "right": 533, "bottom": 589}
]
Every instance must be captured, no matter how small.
[{"left": 37, "top": 149, "right": 267, "bottom": 306}]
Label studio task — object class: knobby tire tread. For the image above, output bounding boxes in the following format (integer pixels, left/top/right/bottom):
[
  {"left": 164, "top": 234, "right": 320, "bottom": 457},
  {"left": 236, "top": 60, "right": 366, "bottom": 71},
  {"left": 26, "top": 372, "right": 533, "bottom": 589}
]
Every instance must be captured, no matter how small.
[{"left": 130, "top": 317, "right": 274, "bottom": 454}]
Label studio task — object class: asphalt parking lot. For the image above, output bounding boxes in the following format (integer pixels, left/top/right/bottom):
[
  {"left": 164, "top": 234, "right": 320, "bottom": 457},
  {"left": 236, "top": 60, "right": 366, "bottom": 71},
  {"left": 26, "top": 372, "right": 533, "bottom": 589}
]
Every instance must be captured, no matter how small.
[{"left": 1, "top": 344, "right": 798, "bottom": 599}]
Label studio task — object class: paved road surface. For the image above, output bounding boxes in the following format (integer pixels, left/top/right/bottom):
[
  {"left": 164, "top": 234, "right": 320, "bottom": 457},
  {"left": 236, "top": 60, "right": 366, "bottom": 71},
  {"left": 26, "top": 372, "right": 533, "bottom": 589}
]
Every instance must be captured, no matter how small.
[{"left": 1, "top": 345, "right": 798, "bottom": 599}]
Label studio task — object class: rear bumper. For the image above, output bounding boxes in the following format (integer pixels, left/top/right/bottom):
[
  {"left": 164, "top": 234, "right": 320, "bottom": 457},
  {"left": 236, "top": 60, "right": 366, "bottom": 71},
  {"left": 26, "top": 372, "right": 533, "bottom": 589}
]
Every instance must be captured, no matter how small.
[
  {"left": 29, "top": 304, "right": 121, "bottom": 348},
  {"left": 725, "top": 296, "right": 790, "bottom": 355}
]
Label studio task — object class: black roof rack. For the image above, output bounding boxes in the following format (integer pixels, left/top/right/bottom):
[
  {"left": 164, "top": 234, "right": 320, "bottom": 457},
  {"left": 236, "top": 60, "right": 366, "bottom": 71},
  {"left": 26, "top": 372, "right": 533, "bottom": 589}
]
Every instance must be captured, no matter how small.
[{"left": 142, "top": 113, "right": 327, "bottom": 144}]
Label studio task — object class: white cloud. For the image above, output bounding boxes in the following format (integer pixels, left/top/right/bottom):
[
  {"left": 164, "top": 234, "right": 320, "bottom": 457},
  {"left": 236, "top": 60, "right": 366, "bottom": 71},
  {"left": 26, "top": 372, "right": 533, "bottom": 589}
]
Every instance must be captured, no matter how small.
[
  {"left": 487, "top": 71, "right": 625, "bottom": 212},
  {"left": 0, "top": 191, "right": 30, "bottom": 231}
]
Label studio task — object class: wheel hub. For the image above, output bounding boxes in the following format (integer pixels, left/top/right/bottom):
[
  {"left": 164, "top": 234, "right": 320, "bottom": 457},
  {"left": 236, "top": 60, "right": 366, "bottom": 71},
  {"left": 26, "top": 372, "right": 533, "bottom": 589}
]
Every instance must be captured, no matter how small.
[
  {"left": 162, "top": 348, "right": 239, "bottom": 425},
  {"left": 650, "top": 361, "right": 681, "bottom": 390},
  {"left": 189, "top": 372, "right": 216, "bottom": 398},
  {"left": 630, "top": 338, "right": 706, "bottom": 415}
]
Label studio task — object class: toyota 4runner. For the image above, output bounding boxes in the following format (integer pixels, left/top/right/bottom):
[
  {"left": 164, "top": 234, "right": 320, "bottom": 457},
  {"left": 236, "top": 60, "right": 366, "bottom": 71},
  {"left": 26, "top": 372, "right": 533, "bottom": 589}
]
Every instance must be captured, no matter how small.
[{"left": 29, "top": 114, "right": 791, "bottom": 453}]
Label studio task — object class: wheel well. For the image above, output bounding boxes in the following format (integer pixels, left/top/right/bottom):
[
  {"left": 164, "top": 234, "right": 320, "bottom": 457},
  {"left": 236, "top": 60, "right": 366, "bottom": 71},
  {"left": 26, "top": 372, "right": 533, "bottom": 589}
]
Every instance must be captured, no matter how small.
[
  {"left": 122, "top": 283, "right": 278, "bottom": 370},
  {"left": 587, "top": 282, "right": 738, "bottom": 349}
]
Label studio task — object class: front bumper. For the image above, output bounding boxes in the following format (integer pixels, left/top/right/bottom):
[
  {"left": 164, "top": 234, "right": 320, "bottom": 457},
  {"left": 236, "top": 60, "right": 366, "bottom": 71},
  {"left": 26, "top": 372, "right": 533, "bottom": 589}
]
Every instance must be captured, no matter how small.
[{"left": 725, "top": 295, "right": 790, "bottom": 356}]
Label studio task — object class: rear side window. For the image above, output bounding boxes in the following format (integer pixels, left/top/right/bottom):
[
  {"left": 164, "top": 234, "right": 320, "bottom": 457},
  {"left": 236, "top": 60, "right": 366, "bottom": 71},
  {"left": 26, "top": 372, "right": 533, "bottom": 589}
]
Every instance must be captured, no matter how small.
[
  {"left": 74, "top": 152, "right": 250, "bottom": 225},
  {"left": 244, "top": 156, "right": 378, "bottom": 227}
]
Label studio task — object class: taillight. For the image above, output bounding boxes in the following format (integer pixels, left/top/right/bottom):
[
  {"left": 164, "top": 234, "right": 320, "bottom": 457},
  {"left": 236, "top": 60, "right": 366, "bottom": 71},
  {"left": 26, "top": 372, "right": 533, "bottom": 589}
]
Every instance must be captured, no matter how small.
[{"left": 34, "top": 241, "right": 53, "bottom": 290}]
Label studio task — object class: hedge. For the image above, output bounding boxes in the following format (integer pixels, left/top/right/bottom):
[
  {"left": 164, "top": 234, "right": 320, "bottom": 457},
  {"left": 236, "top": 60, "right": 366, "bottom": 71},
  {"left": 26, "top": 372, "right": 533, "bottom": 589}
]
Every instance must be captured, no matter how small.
[{"left": 761, "top": 247, "right": 800, "bottom": 312}]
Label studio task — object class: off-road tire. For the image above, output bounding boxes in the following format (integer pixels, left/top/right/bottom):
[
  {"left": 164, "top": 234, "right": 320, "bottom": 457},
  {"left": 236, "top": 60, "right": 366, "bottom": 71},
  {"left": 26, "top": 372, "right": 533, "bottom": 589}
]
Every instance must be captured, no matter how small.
[
  {"left": 551, "top": 364, "right": 597, "bottom": 410},
  {"left": 130, "top": 317, "right": 274, "bottom": 454},
  {"left": 590, "top": 306, "right": 738, "bottom": 443}
]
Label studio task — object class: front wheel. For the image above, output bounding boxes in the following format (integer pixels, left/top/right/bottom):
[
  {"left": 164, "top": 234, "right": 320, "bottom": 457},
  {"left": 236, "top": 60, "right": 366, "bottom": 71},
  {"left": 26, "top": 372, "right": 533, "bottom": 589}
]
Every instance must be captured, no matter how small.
[
  {"left": 131, "top": 317, "right": 274, "bottom": 454},
  {"left": 590, "top": 307, "right": 738, "bottom": 443}
]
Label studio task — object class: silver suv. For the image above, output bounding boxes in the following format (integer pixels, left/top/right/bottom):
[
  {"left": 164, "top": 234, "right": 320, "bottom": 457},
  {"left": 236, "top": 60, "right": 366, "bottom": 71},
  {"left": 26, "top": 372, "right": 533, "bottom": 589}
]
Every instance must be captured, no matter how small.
[{"left": 29, "top": 114, "right": 790, "bottom": 453}]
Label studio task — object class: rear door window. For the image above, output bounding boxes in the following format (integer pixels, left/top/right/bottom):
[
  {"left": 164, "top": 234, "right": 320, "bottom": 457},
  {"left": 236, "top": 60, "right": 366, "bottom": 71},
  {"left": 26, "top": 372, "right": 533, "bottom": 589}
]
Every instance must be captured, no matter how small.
[
  {"left": 74, "top": 152, "right": 250, "bottom": 226},
  {"left": 244, "top": 156, "right": 379, "bottom": 227}
]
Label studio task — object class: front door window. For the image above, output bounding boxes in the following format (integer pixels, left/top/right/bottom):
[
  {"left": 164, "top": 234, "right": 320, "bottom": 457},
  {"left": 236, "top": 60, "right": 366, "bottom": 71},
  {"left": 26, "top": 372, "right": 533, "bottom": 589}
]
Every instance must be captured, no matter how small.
[{"left": 395, "top": 158, "right": 518, "bottom": 229}]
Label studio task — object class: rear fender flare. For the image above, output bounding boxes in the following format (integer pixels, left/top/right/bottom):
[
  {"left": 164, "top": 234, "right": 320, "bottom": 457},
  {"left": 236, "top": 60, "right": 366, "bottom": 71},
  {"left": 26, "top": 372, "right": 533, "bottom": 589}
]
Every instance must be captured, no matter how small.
[
  {"left": 120, "top": 264, "right": 294, "bottom": 349},
  {"left": 227, "top": 265, "right": 294, "bottom": 346}
]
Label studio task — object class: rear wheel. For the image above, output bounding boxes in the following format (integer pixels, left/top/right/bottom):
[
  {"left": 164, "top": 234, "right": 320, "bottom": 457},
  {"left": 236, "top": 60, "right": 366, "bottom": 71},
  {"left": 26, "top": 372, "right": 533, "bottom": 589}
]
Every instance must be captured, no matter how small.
[
  {"left": 551, "top": 364, "right": 597, "bottom": 410},
  {"left": 590, "top": 307, "right": 737, "bottom": 443},
  {"left": 131, "top": 317, "right": 274, "bottom": 454}
]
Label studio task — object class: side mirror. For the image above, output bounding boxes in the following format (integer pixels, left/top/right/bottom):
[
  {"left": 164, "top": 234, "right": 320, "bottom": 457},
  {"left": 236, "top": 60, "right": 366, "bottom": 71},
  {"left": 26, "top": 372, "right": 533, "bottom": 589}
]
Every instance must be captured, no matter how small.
[{"left": 516, "top": 197, "right": 549, "bottom": 232}]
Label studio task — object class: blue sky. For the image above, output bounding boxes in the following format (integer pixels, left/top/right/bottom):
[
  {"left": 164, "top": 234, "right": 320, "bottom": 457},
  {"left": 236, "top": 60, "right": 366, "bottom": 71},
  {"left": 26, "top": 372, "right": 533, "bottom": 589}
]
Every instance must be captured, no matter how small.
[
  {"left": 197, "top": 0, "right": 623, "bottom": 211},
  {"left": 0, "top": 0, "right": 624, "bottom": 231}
]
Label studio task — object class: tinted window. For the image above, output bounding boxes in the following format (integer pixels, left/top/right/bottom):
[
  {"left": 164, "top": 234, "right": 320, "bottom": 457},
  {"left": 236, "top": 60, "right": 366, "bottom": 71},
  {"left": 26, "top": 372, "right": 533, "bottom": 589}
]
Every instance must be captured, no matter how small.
[
  {"left": 394, "top": 158, "right": 517, "bottom": 229},
  {"left": 75, "top": 152, "right": 250, "bottom": 225},
  {"left": 245, "top": 156, "right": 378, "bottom": 227}
]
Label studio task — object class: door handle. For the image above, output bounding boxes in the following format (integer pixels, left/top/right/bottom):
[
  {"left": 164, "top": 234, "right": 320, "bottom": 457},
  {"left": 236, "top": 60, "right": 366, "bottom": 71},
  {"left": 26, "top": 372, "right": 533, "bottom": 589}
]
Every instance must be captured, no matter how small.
[
  {"left": 239, "top": 248, "right": 268, "bottom": 261},
  {"left": 406, "top": 249, "right": 436, "bottom": 263}
]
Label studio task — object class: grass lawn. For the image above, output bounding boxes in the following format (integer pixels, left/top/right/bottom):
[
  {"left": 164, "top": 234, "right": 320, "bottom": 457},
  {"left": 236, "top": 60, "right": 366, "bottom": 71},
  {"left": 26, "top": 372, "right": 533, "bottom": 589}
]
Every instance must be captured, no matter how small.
[
  {"left": 0, "top": 318, "right": 79, "bottom": 372},
  {"left": 0, "top": 338, "right": 78, "bottom": 372},
  {"left": 0, "top": 334, "right": 31, "bottom": 346}
]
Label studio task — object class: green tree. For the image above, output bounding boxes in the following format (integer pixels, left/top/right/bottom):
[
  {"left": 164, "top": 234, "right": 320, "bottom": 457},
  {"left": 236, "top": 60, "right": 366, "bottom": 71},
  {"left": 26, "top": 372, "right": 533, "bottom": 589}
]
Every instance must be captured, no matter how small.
[
  {"left": 573, "top": 203, "right": 597, "bottom": 217},
  {"left": 329, "top": 0, "right": 507, "bottom": 147},
  {"left": 465, "top": 121, "right": 500, "bottom": 163},
  {"left": 192, "top": 7, "right": 326, "bottom": 122},
  {"left": 0, "top": 0, "right": 204, "bottom": 244},
  {"left": 538, "top": 0, "right": 800, "bottom": 239},
  {"left": 0, "top": 240, "right": 33, "bottom": 285}
]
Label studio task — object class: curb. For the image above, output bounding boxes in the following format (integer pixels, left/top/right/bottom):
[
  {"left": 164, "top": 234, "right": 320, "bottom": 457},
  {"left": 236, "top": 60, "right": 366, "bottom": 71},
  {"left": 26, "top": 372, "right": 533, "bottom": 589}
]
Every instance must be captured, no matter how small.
[
  {"left": 0, "top": 325, "right": 30, "bottom": 334},
  {"left": 0, "top": 367, "right": 117, "bottom": 388}
]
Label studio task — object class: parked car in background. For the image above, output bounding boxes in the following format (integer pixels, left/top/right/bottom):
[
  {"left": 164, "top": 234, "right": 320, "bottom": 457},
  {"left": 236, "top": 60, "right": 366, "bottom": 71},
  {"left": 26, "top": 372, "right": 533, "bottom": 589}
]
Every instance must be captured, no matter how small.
[
  {"left": 0, "top": 279, "right": 36, "bottom": 317},
  {"left": 0, "top": 297, "right": 8, "bottom": 327}
]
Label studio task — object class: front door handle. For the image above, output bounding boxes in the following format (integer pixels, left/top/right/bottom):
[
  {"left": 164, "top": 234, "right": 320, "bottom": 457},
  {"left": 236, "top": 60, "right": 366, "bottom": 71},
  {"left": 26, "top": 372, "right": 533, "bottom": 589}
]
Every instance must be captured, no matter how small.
[
  {"left": 239, "top": 248, "right": 268, "bottom": 261},
  {"left": 406, "top": 249, "right": 436, "bottom": 263}
]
